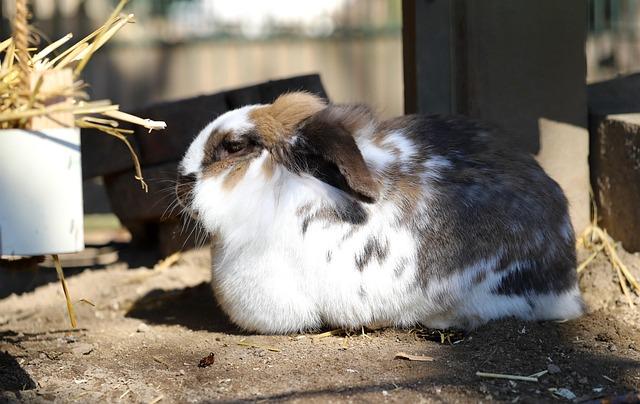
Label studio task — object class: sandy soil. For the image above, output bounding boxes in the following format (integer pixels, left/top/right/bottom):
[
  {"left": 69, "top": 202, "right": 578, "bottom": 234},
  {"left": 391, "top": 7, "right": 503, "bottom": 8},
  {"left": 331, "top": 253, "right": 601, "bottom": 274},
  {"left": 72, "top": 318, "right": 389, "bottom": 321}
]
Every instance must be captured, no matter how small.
[{"left": 1, "top": 243, "right": 640, "bottom": 403}]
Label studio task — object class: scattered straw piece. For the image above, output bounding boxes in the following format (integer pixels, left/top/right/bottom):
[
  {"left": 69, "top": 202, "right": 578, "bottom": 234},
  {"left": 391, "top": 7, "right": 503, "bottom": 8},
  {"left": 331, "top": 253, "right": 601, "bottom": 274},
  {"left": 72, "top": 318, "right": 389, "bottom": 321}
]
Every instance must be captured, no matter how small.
[
  {"left": 577, "top": 244, "right": 604, "bottom": 273},
  {"left": 52, "top": 254, "right": 77, "bottom": 328},
  {"left": 78, "top": 298, "right": 95, "bottom": 307},
  {"left": 237, "top": 339, "right": 280, "bottom": 352},
  {"left": 148, "top": 395, "right": 164, "bottom": 404},
  {"left": 394, "top": 352, "right": 435, "bottom": 362},
  {"left": 154, "top": 252, "right": 181, "bottom": 271},
  {"left": 527, "top": 370, "right": 548, "bottom": 378},
  {"left": 312, "top": 329, "right": 344, "bottom": 339},
  {"left": 118, "top": 389, "right": 131, "bottom": 400},
  {"left": 103, "top": 110, "right": 167, "bottom": 131},
  {"left": 153, "top": 356, "right": 169, "bottom": 369},
  {"left": 475, "top": 371, "right": 538, "bottom": 382}
]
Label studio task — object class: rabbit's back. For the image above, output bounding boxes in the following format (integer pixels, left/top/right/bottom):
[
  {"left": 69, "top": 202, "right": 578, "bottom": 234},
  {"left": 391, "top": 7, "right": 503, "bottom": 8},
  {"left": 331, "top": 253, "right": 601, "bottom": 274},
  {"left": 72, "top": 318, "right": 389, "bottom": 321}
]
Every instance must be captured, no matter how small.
[{"left": 359, "top": 114, "right": 582, "bottom": 328}]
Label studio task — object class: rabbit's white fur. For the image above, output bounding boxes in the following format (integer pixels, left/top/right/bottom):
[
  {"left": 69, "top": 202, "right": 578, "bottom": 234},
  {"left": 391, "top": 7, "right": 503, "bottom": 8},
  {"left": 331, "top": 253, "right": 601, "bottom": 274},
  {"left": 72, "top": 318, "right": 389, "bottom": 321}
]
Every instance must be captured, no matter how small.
[{"left": 181, "top": 105, "right": 583, "bottom": 334}]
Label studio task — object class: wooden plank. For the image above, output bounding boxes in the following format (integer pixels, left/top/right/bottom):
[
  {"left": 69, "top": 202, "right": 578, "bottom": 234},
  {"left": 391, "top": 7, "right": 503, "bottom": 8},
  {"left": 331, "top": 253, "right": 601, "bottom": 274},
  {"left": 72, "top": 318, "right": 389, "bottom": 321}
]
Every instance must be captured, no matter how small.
[
  {"left": 591, "top": 114, "right": 640, "bottom": 252},
  {"left": 402, "top": 0, "right": 455, "bottom": 114}
]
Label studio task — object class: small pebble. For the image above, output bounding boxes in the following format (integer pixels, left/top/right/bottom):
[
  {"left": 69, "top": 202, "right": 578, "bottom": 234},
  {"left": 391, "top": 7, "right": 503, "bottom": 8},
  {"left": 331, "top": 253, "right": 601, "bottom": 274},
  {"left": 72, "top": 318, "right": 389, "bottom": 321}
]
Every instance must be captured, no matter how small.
[
  {"left": 136, "top": 323, "right": 150, "bottom": 333},
  {"left": 547, "top": 363, "right": 561, "bottom": 374},
  {"left": 71, "top": 343, "right": 94, "bottom": 355},
  {"left": 608, "top": 344, "right": 617, "bottom": 352},
  {"left": 552, "top": 388, "right": 576, "bottom": 400},
  {"left": 63, "top": 335, "right": 77, "bottom": 343}
]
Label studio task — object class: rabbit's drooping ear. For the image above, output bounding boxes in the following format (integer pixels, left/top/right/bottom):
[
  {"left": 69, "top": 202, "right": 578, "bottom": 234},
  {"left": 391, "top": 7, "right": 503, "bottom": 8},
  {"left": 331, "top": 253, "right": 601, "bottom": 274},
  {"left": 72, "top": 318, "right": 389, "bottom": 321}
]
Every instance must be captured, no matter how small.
[{"left": 291, "top": 108, "right": 379, "bottom": 202}]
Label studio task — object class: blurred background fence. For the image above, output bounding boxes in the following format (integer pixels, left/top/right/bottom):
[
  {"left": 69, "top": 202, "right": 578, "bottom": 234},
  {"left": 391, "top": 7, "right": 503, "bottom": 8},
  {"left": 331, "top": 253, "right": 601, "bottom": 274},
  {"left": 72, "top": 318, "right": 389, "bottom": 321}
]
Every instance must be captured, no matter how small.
[
  {"left": 1, "top": 0, "right": 639, "bottom": 117},
  {"left": 0, "top": 0, "right": 404, "bottom": 117},
  {"left": 587, "top": 0, "right": 640, "bottom": 82}
]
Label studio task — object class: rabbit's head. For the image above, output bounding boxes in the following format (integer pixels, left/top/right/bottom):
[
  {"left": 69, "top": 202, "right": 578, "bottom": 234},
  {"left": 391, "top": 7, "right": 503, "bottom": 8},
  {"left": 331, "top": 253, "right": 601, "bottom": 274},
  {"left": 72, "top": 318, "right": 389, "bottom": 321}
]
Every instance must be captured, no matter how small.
[{"left": 177, "top": 92, "right": 379, "bottom": 233}]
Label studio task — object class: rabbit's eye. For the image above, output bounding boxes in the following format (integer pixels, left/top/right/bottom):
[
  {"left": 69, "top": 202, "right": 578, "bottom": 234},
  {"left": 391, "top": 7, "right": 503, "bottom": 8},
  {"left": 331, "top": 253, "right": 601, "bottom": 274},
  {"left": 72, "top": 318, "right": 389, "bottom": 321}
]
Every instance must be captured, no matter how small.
[{"left": 223, "top": 140, "right": 246, "bottom": 154}]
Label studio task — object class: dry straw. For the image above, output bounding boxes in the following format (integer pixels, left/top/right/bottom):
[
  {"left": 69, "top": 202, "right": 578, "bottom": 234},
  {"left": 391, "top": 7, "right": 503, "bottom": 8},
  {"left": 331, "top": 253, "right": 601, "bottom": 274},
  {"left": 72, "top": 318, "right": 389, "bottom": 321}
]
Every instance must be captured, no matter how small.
[{"left": 577, "top": 194, "right": 639, "bottom": 307}]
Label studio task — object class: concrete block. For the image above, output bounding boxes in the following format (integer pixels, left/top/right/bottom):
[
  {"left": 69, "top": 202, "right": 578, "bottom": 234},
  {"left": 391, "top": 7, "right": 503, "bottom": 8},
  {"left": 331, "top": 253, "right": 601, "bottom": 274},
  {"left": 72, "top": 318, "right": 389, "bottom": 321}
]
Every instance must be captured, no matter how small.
[{"left": 536, "top": 118, "right": 591, "bottom": 234}]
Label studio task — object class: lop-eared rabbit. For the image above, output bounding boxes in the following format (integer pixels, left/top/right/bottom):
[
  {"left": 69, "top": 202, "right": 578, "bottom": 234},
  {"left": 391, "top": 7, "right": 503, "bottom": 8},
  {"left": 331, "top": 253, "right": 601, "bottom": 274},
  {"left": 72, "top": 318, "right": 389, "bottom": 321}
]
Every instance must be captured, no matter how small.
[{"left": 176, "top": 92, "right": 583, "bottom": 334}]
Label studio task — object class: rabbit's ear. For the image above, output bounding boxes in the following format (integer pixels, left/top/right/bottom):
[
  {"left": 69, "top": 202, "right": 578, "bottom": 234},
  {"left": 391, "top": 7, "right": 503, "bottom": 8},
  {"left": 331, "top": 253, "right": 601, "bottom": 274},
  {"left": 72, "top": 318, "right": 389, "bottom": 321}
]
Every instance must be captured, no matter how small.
[{"left": 289, "top": 108, "right": 379, "bottom": 202}]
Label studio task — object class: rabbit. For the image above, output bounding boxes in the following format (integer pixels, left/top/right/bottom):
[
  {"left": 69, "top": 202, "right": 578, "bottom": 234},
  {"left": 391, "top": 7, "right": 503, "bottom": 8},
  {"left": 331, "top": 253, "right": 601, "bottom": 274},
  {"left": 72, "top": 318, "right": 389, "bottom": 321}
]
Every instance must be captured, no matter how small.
[{"left": 176, "top": 91, "right": 584, "bottom": 334}]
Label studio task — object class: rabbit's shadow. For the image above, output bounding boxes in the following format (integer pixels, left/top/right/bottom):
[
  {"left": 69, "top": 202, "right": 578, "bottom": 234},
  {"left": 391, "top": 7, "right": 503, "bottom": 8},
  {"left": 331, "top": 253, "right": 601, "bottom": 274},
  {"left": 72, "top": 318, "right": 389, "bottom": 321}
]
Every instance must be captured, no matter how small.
[{"left": 125, "top": 282, "right": 243, "bottom": 334}]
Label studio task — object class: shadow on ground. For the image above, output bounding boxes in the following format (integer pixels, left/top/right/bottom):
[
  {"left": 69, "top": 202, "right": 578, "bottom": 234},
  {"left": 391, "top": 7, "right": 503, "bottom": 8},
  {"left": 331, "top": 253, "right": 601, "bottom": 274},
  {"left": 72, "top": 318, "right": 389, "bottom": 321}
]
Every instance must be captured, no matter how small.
[
  {"left": 123, "top": 279, "right": 640, "bottom": 402},
  {"left": 219, "top": 312, "right": 640, "bottom": 402},
  {"left": 0, "top": 350, "right": 36, "bottom": 392},
  {"left": 125, "top": 282, "right": 242, "bottom": 334},
  {"left": 0, "top": 242, "right": 161, "bottom": 299}
]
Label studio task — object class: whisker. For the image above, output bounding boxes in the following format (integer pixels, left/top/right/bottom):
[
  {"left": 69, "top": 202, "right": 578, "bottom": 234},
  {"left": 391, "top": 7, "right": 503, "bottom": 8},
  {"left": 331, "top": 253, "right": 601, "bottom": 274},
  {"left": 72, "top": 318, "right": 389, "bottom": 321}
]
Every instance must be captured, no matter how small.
[{"left": 180, "top": 219, "right": 200, "bottom": 251}]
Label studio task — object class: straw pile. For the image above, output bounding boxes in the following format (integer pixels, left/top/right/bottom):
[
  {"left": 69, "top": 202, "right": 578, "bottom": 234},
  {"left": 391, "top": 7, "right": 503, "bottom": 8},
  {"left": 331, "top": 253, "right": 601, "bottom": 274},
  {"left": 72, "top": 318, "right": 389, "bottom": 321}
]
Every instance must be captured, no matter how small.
[{"left": 0, "top": 0, "right": 165, "bottom": 191}]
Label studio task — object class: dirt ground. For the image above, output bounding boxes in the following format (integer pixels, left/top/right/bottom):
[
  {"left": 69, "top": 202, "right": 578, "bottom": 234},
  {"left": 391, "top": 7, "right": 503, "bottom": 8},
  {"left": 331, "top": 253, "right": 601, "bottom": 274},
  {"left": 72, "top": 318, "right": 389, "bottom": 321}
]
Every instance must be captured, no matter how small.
[{"left": 1, "top": 238, "right": 640, "bottom": 403}]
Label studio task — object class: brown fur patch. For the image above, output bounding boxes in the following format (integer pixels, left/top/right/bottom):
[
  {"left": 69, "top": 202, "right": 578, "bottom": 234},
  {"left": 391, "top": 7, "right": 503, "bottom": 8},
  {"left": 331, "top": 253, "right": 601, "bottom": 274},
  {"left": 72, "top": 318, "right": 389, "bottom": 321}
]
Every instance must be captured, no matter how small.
[
  {"left": 249, "top": 92, "right": 326, "bottom": 145},
  {"left": 202, "top": 130, "right": 231, "bottom": 168},
  {"left": 320, "top": 104, "right": 377, "bottom": 140},
  {"left": 222, "top": 159, "right": 252, "bottom": 190},
  {"left": 395, "top": 174, "right": 423, "bottom": 208},
  {"left": 204, "top": 153, "right": 258, "bottom": 179},
  {"left": 204, "top": 158, "right": 234, "bottom": 178}
]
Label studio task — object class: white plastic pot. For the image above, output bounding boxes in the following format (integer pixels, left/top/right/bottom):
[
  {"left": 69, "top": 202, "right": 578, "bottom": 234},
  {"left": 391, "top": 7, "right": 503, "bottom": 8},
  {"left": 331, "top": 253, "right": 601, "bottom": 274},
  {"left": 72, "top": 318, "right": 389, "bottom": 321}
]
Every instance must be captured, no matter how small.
[{"left": 0, "top": 128, "right": 84, "bottom": 256}]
